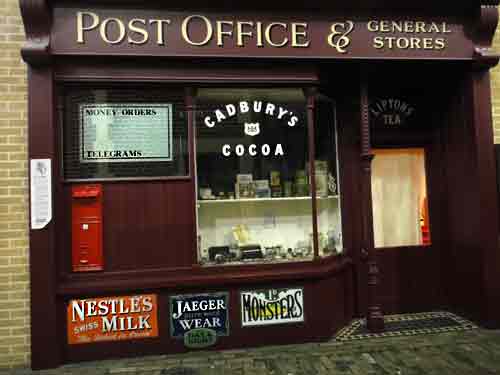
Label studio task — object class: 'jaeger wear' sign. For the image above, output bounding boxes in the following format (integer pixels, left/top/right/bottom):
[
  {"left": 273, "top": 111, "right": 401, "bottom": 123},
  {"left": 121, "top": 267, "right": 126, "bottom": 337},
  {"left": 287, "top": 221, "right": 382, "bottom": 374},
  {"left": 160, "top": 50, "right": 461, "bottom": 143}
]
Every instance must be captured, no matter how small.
[
  {"left": 67, "top": 294, "right": 158, "bottom": 344},
  {"left": 80, "top": 103, "right": 173, "bottom": 163},
  {"left": 170, "top": 293, "right": 229, "bottom": 346},
  {"left": 241, "top": 288, "right": 304, "bottom": 327}
]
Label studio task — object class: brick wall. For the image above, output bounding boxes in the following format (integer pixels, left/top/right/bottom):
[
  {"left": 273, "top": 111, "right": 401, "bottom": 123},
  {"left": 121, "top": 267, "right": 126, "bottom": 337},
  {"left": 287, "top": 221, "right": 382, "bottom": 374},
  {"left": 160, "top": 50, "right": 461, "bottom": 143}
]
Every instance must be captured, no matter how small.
[{"left": 0, "top": 0, "right": 30, "bottom": 369}]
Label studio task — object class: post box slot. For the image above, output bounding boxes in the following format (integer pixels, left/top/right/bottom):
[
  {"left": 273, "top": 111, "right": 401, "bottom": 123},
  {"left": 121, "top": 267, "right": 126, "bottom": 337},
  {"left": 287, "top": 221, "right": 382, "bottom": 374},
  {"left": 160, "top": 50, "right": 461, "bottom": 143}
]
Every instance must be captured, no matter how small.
[{"left": 72, "top": 189, "right": 100, "bottom": 198}]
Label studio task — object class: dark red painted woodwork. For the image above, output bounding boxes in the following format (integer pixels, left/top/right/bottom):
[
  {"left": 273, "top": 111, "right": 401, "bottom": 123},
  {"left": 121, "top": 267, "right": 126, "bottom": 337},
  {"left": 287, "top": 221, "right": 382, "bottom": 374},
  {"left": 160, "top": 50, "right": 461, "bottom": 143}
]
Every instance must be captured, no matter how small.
[
  {"left": 305, "top": 88, "right": 320, "bottom": 259},
  {"left": 20, "top": 0, "right": 500, "bottom": 370},
  {"left": 61, "top": 274, "right": 352, "bottom": 363},
  {"left": 28, "top": 66, "right": 61, "bottom": 370},
  {"left": 360, "top": 79, "right": 384, "bottom": 332},
  {"left": 376, "top": 246, "right": 442, "bottom": 314},
  {"left": 50, "top": 8, "right": 473, "bottom": 61}
]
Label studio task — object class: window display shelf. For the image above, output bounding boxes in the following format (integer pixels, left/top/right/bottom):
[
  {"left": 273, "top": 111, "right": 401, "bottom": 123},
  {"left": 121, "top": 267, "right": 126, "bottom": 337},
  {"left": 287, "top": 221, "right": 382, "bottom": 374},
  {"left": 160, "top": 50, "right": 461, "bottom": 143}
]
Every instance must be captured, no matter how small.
[{"left": 198, "top": 195, "right": 339, "bottom": 205}]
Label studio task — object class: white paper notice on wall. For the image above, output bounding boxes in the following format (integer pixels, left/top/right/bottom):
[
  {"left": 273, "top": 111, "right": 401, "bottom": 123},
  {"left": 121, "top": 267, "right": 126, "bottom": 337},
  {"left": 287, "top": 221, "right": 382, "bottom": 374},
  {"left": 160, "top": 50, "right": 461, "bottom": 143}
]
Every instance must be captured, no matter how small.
[{"left": 30, "top": 159, "right": 52, "bottom": 230}]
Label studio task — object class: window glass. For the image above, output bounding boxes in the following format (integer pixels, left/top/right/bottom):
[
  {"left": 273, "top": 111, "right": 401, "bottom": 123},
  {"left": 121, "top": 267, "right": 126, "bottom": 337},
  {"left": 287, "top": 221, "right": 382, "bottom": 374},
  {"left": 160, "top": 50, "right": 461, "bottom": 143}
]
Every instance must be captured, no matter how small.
[
  {"left": 371, "top": 148, "right": 431, "bottom": 247},
  {"left": 195, "top": 88, "right": 313, "bottom": 265},
  {"left": 314, "top": 99, "right": 343, "bottom": 256},
  {"left": 61, "top": 87, "right": 188, "bottom": 180}
]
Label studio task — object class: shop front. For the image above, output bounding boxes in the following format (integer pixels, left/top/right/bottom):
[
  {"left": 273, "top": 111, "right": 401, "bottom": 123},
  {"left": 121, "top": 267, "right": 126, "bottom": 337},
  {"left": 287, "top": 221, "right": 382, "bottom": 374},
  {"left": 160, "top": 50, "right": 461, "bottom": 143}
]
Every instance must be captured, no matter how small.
[{"left": 20, "top": 0, "right": 500, "bottom": 369}]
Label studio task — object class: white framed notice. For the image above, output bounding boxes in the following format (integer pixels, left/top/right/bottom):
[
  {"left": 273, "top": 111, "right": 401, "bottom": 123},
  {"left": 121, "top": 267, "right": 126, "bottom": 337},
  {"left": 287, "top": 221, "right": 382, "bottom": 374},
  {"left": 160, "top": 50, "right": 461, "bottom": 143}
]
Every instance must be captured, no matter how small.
[
  {"left": 79, "top": 103, "right": 173, "bottom": 163},
  {"left": 30, "top": 159, "right": 52, "bottom": 230}
]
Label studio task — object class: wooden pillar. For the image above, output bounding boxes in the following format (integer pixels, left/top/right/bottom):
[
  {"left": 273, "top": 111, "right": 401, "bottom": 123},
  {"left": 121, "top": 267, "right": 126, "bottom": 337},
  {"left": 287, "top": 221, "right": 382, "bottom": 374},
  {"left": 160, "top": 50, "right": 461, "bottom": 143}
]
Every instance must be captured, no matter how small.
[
  {"left": 305, "top": 87, "right": 319, "bottom": 259},
  {"left": 20, "top": 0, "right": 60, "bottom": 368},
  {"left": 27, "top": 66, "right": 61, "bottom": 369},
  {"left": 186, "top": 87, "right": 199, "bottom": 266},
  {"left": 467, "top": 68, "right": 500, "bottom": 327},
  {"left": 360, "top": 79, "right": 384, "bottom": 332}
]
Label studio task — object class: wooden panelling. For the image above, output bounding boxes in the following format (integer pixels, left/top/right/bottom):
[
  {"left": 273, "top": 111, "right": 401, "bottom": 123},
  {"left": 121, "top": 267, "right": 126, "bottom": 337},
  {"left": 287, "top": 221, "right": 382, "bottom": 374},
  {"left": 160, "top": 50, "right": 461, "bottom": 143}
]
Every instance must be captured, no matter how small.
[
  {"left": 377, "top": 246, "right": 441, "bottom": 314},
  {"left": 62, "top": 270, "right": 353, "bottom": 363},
  {"left": 102, "top": 181, "right": 195, "bottom": 270}
]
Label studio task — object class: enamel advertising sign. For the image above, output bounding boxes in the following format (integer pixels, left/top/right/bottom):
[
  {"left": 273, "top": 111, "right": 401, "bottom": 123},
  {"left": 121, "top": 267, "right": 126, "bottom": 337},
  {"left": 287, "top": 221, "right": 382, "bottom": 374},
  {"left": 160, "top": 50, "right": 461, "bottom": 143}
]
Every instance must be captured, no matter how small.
[
  {"left": 170, "top": 293, "right": 229, "bottom": 348},
  {"left": 67, "top": 294, "right": 159, "bottom": 344},
  {"left": 241, "top": 288, "right": 305, "bottom": 327}
]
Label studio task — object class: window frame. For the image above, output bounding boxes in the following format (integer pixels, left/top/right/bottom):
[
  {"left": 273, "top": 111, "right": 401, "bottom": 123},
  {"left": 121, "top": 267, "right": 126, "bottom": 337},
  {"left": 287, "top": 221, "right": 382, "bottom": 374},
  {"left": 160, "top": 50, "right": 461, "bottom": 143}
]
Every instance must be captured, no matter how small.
[
  {"left": 57, "top": 83, "right": 193, "bottom": 183},
  {"left": 192, "top": 86, "right": 344, "bottom": 266},
  {"left": 371, "top": 146, "right": 432, "bottom": 249}
]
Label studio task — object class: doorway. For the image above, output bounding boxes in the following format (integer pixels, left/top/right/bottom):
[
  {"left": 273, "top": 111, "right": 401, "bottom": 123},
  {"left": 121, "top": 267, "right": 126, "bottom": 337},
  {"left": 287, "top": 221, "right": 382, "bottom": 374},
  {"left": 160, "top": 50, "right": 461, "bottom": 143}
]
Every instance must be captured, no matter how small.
[{"left": 371, "top": 148, "right": 431, "bottom": 248}]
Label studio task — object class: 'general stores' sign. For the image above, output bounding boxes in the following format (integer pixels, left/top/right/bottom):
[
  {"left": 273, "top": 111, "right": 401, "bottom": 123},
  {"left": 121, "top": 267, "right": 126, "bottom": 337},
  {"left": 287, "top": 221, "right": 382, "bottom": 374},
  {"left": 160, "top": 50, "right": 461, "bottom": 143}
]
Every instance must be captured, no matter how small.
[{"left": 51, "top": 8, "right": 473, "bottom": 61}]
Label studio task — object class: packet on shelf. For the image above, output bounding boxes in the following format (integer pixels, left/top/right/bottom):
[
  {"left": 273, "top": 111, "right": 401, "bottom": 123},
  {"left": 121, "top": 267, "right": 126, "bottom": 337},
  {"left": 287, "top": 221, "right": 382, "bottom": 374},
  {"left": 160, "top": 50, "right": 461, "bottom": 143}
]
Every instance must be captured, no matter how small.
[
  {"left": 232, "top": 224, "right": 250, "bottom": 246},
  {"left": 235, "top": 174, "right": 254, "bottom": 199}
]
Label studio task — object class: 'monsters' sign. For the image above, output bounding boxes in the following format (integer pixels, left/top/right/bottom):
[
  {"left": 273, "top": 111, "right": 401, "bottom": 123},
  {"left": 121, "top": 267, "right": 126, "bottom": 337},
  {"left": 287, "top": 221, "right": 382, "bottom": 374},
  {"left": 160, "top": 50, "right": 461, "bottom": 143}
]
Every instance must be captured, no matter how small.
[{"left": 67, "top": 294, "right": 158, "bottom": 344}]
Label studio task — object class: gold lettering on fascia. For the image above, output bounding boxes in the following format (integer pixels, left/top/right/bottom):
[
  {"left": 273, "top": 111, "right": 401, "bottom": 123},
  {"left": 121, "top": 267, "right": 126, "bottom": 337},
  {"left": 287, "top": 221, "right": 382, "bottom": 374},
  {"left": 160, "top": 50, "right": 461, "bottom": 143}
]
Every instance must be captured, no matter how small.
[
  {"left": 77, "top": 12, "right": 311, "bottom": 48},
  {"left": 327, "top": 21, "right": 354, "bottom": 53},
  {"left": 180, "top": 15, "right": 310, "bottom": 48},
  {"left": 367, "top": 20, "right": 451, "bottom": 50},
  {"left": 75, "top": 12, "right": 454, "bottom": 52},
  {"left": 77, "top": 12, "right": 171, "bottom": 45}
]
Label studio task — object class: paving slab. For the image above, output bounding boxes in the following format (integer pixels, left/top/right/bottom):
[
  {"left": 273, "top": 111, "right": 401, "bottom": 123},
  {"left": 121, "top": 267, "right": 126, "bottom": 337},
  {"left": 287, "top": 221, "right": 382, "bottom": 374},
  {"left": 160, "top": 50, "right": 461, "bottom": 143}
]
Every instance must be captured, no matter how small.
[{"left": 2, "top": 329, "right": 500, "bottom": 375}]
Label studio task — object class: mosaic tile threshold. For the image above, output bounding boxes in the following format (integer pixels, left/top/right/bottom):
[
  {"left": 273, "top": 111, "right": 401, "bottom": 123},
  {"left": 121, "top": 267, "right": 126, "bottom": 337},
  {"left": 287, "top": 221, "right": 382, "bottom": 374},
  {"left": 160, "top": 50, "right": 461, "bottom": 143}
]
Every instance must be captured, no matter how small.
[{"left": 334, "top": 311, "right": 478, "bottom": 341}]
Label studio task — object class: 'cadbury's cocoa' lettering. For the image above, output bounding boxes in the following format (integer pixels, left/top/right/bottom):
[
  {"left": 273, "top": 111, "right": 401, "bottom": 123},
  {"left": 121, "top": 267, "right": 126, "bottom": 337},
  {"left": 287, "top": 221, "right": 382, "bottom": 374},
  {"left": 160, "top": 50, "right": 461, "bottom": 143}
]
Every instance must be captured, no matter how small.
[{"left": 203, "top": 101, "right": 299, "bottom": 128}]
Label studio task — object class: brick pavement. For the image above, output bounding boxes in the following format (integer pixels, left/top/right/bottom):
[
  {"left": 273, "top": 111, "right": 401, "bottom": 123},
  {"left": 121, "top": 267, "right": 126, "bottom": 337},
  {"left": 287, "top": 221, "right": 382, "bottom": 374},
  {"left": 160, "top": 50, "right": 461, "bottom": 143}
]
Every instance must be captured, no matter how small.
[{"left": 1, "top": 329, "right": 500, "bottom": 375}]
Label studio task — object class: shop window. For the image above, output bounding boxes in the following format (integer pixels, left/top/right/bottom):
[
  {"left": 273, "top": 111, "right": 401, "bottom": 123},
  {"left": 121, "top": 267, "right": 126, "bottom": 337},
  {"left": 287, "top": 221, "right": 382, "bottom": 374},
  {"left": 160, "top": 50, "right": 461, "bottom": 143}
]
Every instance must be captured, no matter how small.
[
  {"left": 371, "top": 148, "right": 431, "bottom": 248},
  {"left": 61, "top": 87, "right": 188, "bottom": 180},
  {"left": 195, "top": 88, "right": 343, "bottom": 266},
  {"left": 314, "top": 99, "right": 343, "bottom": 257}
]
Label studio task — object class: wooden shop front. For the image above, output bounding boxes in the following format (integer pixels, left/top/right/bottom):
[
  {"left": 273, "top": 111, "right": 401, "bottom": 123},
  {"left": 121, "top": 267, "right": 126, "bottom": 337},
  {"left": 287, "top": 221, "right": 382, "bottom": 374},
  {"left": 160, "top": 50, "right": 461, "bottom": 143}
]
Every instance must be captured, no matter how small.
[{"left": 20, "top": 0, "right": 500, "bottom": 369}]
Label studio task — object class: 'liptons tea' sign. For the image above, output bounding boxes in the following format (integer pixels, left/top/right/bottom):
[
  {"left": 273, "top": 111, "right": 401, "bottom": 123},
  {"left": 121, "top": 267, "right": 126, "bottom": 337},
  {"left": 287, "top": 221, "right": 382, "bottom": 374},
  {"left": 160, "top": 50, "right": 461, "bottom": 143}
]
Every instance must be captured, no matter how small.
[{"left": 67, "top": 294, "right": 158, "bottom": 345}]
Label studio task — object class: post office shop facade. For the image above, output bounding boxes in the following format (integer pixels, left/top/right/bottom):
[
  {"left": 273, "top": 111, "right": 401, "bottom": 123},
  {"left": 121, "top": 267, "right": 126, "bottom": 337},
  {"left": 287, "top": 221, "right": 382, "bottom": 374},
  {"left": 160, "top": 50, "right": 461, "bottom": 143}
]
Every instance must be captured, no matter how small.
[{"left": 20, "top": 0, "right": 500, "bottom": 369}]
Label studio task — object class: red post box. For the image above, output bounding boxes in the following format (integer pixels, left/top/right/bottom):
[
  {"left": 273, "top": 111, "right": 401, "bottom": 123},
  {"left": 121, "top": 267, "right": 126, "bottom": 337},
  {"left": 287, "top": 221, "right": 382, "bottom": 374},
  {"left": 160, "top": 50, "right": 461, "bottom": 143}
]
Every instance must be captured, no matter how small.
[{"left": 71, "top": 184, "right": 104, "bottom": 272}]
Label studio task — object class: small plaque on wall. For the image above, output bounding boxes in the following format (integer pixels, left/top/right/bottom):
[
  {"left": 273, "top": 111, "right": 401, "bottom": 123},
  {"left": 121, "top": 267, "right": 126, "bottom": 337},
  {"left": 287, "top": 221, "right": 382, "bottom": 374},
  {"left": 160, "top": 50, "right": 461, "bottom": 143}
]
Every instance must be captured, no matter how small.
[
  {"left": 30, "top": 159, "right": 52, "bottom": 230},
  {"left": 80, "top": 103, "right": 173, "bottom": 163},
  {"left": 67, "top": 294, "right": 158, "bottom": 344},
  {"left": 241, "top": 288, "right": 304, "bottom": 327}
]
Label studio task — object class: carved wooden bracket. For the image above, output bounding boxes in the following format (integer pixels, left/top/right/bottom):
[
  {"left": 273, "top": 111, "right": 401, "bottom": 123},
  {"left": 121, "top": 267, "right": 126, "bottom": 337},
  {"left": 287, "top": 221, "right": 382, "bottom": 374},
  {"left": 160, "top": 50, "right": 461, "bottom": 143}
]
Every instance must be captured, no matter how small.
[
  {"left": 474, "top": 5, "right": 500, "bottom": 69},
  {"left": 19, "top": 0, "right": 52, "bottom": 65}
]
